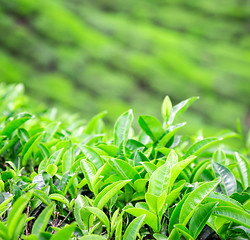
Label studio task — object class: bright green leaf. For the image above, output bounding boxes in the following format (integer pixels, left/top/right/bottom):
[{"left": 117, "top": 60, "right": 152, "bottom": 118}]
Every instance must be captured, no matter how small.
[
  {"left": 50, "top": 223, "right": 76, "bottom": 240},
  {"left": 114, "top": 109, "right": 133, "bottom": 147},
  {"left": 168, "top": 97, "right": 199, "bottom": 124},
  {"left": 148, "top": 161, "right": 170, "bottom": 197},
  {"left": 123, "top": 214, "right": 145, "bottom": 240},
  {"left": 189, "top": 202, "right": 218, "bottom": 239},
  {"left": 161, "top": 96, "right": 172, "bottom": 123},
  {"left": 213, "top": 206, "right": 250, "bottom": 228},
  {"left": 1, "top": 113, "right": 32, "bottom": 137},
  {"left": 125, "top": 207, "right": 159, "bottom": 232},
  {"left": 93, "top": 180, "right": 130, "bottom": 209},
  {"left": 138, "top": 115, "right": 164, "bottom": 142},
  {"left": 179, "top": 180, "right": 220, "bottom": 225},
  {"left": 184, "top": 137, "right": 221, "bottom": 158},
  {"left": 174, "top": 224, "right": 193, "bottom": 240}
]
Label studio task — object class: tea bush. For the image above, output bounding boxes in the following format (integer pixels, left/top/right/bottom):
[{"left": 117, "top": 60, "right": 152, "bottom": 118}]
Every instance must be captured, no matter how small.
[{"left": 0, "top": 84, "right": 249, "bottom": 240}]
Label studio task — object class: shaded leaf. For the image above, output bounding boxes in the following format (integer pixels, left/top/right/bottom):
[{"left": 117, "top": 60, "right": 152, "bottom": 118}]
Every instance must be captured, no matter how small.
[
  {"left": 158, "top": 122, "right": 186, "bottom": 147},
  {"left": 165, "top": 180, "right": 186, "bottom": 207},
  {"left": 33, "top": 189, "right": 51, "bottom": 205},
  {"left": 169, "top": 194, "right": 189, "bottom": 234},
  {"left": 32, "top": 202, "right": 55, "bottom": 235},
  {"left": 190, "top": 159, "right": 210, "bottom": 183}
]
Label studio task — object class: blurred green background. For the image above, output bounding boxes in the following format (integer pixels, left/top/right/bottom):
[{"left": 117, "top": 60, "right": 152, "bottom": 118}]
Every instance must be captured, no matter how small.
[{"left": 0, "top": 0, "right": 250, "bottom": 135}]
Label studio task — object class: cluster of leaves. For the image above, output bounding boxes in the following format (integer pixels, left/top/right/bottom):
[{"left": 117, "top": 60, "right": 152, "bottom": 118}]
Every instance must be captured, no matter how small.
[
  {"left": 0, "top": 0, "right": 250, "bottom": 133},
  {"left": 0, "top": 84, "right": 249, "bottom": 240}
]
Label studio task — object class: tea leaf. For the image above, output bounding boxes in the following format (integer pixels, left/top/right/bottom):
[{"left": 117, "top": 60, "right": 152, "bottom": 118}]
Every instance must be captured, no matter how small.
[
  {"left": 114, "top": 109, "right": 133, "bottom": 147},
  {"left": 79, "top": 235, "right": 106, "bottom": 240},
  {"left": 7, "top": 192, "right": 33, "bottom": 239},
  {"left": 179, "top": 180, "right": 220, "bottom": 225},
  {"left": 80, "top": 145, "right": 104, "bottom": 169},
  {"left": 108, "top": 158, "right": 141, "bottom": 185},
  {"left": 189, "top": 202, "right": 218, "bottom": 239},
  {"left": 184, "top": 137, "right": 221, "bottom": 158},
  {"left": 145, "top": 192, "right": 167, "bottom": 215},
  {"left": 213, "top": 206, "right": 250, "bottom": 228},
  {"left": 169, "top": 155, "right": 196, "bottom": 192},
  {"left": 81, "top": 158, "right": 96, "bottom": 192},
  {"left": 32, "top": 202, "right": 55, "bottom": 235},
  {"left": 138, "top": 115, "right": 164, "bottom": 142},
  {"left": 125, "top": 207, "right": 158, "bottom": 232},
  {"left": 174, "top": 224, "right": 193, "bottom": 240},
  {"left": 123, "top": 214, "right": 145, "bottom": 240},
  {"left": 148, "top": 161, "right": 171, "bottom": 197},
  {"left": 34, "top": 188, "right": 51, "bottom": 205},
  {"left": 168, "top": 97, "right": 199, "bottom": 124},
  {"left": 22, "top": 133, "right": 42, "bottom": 165},
  {"left": 86, "top": 207, "right": 110, "bottom": 237},
  {"left": 51, "top": 223, "right": 76, "bottom": 240},
  {"left": 235, "top": 153, "right": 250, "bottom": 190},
  {"left": 165, "top": 180, "right": 186, "bottom": 207},
  {"left": 212, "top": 161, "right": 236, "bottom": 196},
  {"left": 93, "top": 180, "right": 130, "bottom": 209},
  {"left": 49, "top": 194, "right": 69, "bottom": 207},
  {"left": 161, "top": 96, "right": 172, "bottom": 123},
  {"left": 1, "top": 113, "right": 32, "bottom": 137}
]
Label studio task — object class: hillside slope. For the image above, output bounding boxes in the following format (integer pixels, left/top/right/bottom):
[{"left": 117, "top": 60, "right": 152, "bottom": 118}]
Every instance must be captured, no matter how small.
[{"left": 0, "top": 0, "right": 249, "bottom": 134}]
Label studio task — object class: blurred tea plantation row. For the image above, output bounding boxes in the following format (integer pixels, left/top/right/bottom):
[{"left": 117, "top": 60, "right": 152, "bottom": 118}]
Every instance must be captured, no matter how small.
[{"left": 0, "top": 0, "right": 250, "bottom": 134}]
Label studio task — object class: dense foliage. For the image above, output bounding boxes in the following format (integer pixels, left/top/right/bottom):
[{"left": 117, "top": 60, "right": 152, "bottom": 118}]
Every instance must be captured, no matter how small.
[
  {"left": 0, "top": 84, "right": 249, "bottom": 240},
  {"left": 0, "top": 0, "right": 250, "bottom": 133}
]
